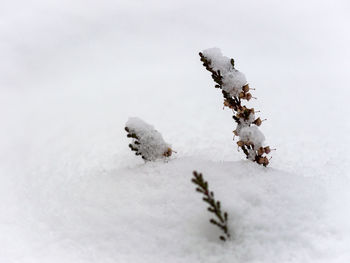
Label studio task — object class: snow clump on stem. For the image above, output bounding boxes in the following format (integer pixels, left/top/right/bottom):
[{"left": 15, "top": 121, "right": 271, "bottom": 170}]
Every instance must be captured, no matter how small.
[{"left": 125, "top": 117, "right": 172, "bottom": 161}]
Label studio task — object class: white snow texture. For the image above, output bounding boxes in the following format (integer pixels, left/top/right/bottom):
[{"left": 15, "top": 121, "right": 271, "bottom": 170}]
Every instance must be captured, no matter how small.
[
  {"left": 126, "top": 117, "right": 171, "bottom": 161},
  {"left": 239, "top": 126, "right": 265, "bottom": 149},
  {"left": 202, "top": 47, "right": 247, "bottom": 96},
  {"left": 1, "top": 1, "right": 350, "bottom": 263}
]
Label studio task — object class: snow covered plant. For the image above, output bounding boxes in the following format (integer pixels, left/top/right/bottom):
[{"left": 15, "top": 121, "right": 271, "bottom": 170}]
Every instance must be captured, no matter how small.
[
  {"left": 125, "top": 117, "right": 172, "bottom": 161},
  {"left": 199, "top": 48, "right": 272, "bottom": 166},
  {"left": 192, "top": 171, "right": 230, "bottom": 241}
]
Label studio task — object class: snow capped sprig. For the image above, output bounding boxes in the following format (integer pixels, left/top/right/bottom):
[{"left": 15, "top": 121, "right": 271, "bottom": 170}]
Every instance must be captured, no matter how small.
[
  {"left": 199, "top": 48, "right": 273, "bottom": 166},
  {"left": 192, "top": 171, "right": 230, "bottom": 241},
  {"left": 125, "top": 117, "right": 172, "bottom": 161}
]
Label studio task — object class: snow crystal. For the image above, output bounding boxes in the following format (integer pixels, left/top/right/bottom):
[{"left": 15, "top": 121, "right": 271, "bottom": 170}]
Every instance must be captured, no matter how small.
[
  {"left": 238, "top": 126, "right": 265, "bottom": 148},
  {"left": 126, "top": 117, "right": 171, "bottom": 161}
]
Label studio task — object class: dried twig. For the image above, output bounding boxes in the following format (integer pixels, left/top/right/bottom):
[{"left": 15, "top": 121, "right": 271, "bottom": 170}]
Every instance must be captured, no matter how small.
[
  {"left": 192, "top": 171, "right": 230, "bottom": 241},
  {"left": 199, "top": 50, "right": 273, "bottom": 166}
]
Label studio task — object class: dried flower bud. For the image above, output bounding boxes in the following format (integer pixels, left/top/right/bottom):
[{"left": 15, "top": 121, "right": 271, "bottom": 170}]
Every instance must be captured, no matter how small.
[
  {"left": 242, "top": 84, "right": 249, "bottom": 93},
  {"left": 236, "top": 112, "right": 243, "bottom": 119},
  {"left": 258, "top": 147, "right": 264, "bottom": 155},
  {"left": 243, "top": 108, "right": 249, "bottom": 114},
  {"left": 257, "top": 157, "right": 264, "bottom": 164},
  {"left": 263, "top": 157, "right": 269, "bottom": 166},
  {"left": 239, "top": 92, "right": 245, "bottom": 99},
  {"left": 254, "top": 117, "right": 262, "bottom": 126},
  {"left": 237, "top": 141, "right": 244, "bottom": 147},
  {"left": 237, "top": 106, "right": 244, "bottom": 113},
  {"left": 233, "top": 130, "right": 238, "bottom": 136},
  {"left": 224, "top": 100, "right": 230, "bottom": 107},
  {"left": 163, "top": 147, "right": 173, "bottom": 157},
  {"left": 264, "top": 146, "right": 271, "bottom": 154},
  {"left": 245, "top": 93, "right": 252, "bottom": 101}
]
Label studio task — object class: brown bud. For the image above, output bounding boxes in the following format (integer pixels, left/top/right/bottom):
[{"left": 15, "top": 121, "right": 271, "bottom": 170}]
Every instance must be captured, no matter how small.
[
  {"left": 258, "top": 147, "right": 264, "bottom": 155},
  {"left": 233, "top": 130, "right": 238, "bottom": 136},
  {"left": 237, "top": 106, "right": 244, "bottom": 112},
  {"left": 245, "top": 93, "right": 252, "bottom": 101},
  {"left": 257, "top": 157, "right": 264, "bottom": 164},
  {"left": 243, "top": 109, "right": 253, "bottom": 119},
  {"left": 237, "top": 105, "right": 244, "bottom": 112},
  {"left": 239, "top": 92, "right": 245, "bottom": 99},
  {"left": 254, "top": 117, "right": 262, "bottom": 126},
  {"left": 264, "top": 146, "right": 271, "bottom": 154},
  {"left": 236, "top": 112, "right": 243, "bottom": 119},
  {"left": 263, "top": 157, "right": 269, "bottom": 166},
  {"left": 163, "top": 148, "right": 172, "bottom": 157},
  {"left": 242, "top": 84, "right": 249, "bottom": 93},
  {"left": 237, "top": 141, "right": 244, "bottom": 147}
]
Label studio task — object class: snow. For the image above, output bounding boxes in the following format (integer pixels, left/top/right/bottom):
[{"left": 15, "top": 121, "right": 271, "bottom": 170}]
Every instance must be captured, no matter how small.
[
  {"left": 125, "top": 117, "right": 171, "bottom": 161},
  {"left": 1, "top": 0, "right": 350, "bottom": 263},
  {"left": 239, "top": 112, "right": 256, "bottom": 126},
  {"left": 202, "top": 47, "right": 233, "bottom": 74},
  {"left": 238, "top": 126, "right": 265, "bottom": 149},
  {"left": 202, "top": 47, "right": 248, "bottom": 96},
  {"left": 222, "top": 70, "right": 247, "bottom": 96}
]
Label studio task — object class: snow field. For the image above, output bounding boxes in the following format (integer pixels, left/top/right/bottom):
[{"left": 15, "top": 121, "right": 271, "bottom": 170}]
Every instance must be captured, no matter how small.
[{"left": 1, "top": 0, "right": 350, "bottom": 262}]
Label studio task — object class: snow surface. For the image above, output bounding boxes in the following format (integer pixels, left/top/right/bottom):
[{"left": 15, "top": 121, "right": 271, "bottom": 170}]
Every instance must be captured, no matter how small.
[
  {"left": 125, "top": 117, "right": 171, "bottom": 161},
  {"left": 1, "top": 0, "right": 350, "bottom": 262}
]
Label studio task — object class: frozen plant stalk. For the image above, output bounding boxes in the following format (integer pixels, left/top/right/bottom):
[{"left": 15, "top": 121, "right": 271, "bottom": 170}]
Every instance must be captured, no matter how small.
[
  {"left": 192, "top": 171, "right": 230, "bottom": 241},
  {"left": 125, "top": 117, "right": 172, "bottom": 161},
  {"left": 199, "top": 48, "right": 272, "bottom": 166}
]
